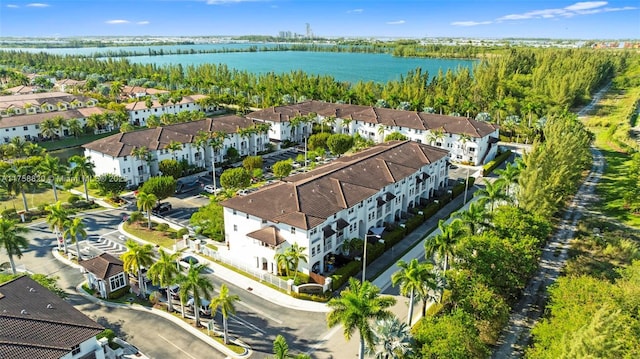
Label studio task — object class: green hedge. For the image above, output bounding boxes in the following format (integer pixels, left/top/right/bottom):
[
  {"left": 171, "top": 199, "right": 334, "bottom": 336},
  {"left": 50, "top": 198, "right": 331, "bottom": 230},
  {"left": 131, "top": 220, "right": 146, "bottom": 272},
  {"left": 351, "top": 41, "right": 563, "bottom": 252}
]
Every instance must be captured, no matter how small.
[
  {"left": 331, "top": 261, "right": 361, "bottom": 290},
  {"left": 422, "top": 202, "right": 440, "bottom": 219},
  {"left": 383, "top": 227, "right": 407, "bottom": 250},
  {"left": 404, "top": 214, "right": 425, "bottom": 233},
  {"left": 482, "top": 150, "right": 512, "bottom": 176},
  {"left": 107, "top": 285, "right": 131, "bottom": 299},
  {"left": 291, "top": 291, "right": 331, "bottom": 302}
]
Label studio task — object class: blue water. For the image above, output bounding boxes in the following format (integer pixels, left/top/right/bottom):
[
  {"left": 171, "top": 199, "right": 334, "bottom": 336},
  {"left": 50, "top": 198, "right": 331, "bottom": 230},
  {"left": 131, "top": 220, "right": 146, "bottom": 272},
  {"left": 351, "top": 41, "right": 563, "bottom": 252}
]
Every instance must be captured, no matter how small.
[{"left": 1, "top": 43, "right": 476, "bottom": 83}]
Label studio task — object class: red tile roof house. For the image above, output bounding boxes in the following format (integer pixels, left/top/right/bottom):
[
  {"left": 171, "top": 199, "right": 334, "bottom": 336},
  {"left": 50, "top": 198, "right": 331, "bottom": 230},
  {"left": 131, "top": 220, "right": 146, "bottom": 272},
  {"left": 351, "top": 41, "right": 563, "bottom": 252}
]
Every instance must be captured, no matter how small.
[
  {"left": 247, "top": 100, "right": 500, "bottom": 166},
  {"left": 221, "top": 140, "right": 450, "bottom": 277},
  {"left": 82, "top": 115, "right": 269, "bottom": 187},
  {"left": 0, "top": 276, "right": 106, "bottom": 359},
  {"left": 79, "top": 253, "right": 129, "bottom": 299}
]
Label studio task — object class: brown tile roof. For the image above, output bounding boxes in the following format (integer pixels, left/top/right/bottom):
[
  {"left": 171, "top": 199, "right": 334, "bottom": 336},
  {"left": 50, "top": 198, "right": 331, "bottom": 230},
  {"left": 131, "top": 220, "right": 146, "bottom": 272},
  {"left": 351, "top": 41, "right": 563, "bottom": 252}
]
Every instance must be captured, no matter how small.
[
  {"left": 0, "top": 92, "right": 95, "bottom": 110},
  {"left": 247, "top": 100, "right": 498, "bottom": 138},
  {"left": 79, "top": 253, "right": 125, "bottom": 280},
  {"left": 121, "top": 85, "right": 169, "bottom": 96},
  {"left": 246, "top": 226, "right": 286, "bottom": 247},
  {"left": 0, "top": 276, "right": 104, "bottom": 359},
  {"left": 222, "top": 140, "right": 448, "bottom": 229},
  {"left": 82, "top": 115, "right": 256, "bottom": 157},
  {"left": 0, "top": 107, "right": 108, "bottom": 128},
  {"left": 4, "top": 86, "right": 39, "bottom": 95}
]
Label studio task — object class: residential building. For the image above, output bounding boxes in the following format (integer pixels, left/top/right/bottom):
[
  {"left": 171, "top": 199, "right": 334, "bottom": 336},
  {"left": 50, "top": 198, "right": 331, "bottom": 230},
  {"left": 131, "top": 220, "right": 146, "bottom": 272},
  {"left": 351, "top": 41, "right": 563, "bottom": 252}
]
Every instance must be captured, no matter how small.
[
  {"left": 221, "top": 140, "right": 449, "bottom": 275},
  {"left": 125, "top": 94, "right": 223, "bottom": 126},
  {"left": 82, "top": 115, "right": 269, "bottom": 187},
  {"left": 247, "top": 100, "right": 500, "bottom": 165},
  {"left": 0, "top": 276, "right": 105, "bottom": 359},
  {"left": 0, "top": 92, "right": 98, "bottom": 118},
  {"left": 120, "top": 85, "right": 168, "bottom": 100},
  {"left": 54, "top": 79, "right": 86, "bottom": 92},
  {"left": 80, "top": 253, "right": 129, "bottom": 299}
]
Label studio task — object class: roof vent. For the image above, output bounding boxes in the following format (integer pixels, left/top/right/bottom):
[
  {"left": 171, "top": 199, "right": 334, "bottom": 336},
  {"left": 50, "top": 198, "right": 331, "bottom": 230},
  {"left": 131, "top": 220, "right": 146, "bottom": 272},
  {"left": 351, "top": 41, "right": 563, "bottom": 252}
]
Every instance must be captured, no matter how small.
[
  {"left": 47, "top": 304, "right": 54, "bottom": 309},
  {"left": 281, "top": 210, "right": 285, "bottom": 214},
  {"left": 29, "top": 287, "right": 36, "bottom": 292},
  {"left": 20, "top": 309, "right": 28, "bottom": 315}
]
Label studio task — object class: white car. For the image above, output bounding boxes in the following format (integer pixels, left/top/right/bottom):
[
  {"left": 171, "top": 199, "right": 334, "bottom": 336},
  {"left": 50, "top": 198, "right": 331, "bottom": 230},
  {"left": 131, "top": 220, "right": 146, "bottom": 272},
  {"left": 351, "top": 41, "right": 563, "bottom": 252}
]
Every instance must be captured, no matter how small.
[{"left": 203, "top": 185, "right": 222, "bottom": 194}]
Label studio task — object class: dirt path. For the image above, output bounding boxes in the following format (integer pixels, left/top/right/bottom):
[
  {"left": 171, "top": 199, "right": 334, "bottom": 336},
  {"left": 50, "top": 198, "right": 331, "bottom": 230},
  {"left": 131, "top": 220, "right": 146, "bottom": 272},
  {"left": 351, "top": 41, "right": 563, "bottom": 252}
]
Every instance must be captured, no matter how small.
[{"left": 491, "top": 148, "right": 605, "bottom": 358}]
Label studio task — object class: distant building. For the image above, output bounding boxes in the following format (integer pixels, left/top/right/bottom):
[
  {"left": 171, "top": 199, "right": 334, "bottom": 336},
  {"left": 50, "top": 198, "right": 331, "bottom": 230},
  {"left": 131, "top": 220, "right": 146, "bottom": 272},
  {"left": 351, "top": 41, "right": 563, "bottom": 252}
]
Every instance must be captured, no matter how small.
[
  {"left": 0, "top": 276, "right": 105, "bottom": 359},
  {"left": 125, "top": 94, "right": 223, "bottom": 126},
  {"left": 247, "top": 100, "right": 500, "bottom": 166}
]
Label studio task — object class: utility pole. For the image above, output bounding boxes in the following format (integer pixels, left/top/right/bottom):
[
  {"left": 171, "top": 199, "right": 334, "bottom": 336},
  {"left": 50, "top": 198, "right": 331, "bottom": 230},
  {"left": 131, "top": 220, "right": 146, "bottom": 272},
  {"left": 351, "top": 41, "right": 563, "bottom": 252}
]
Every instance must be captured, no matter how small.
[{"left": 463, "top": 166, "right": 471, "bottom": 204}]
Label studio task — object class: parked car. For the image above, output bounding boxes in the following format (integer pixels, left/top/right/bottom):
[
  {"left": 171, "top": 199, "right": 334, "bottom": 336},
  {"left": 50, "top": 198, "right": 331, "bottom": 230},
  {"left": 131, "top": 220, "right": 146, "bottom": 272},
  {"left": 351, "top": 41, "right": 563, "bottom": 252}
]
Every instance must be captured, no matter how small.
[
  {"left": 236, "top": 189, "right": 249, "bottom": 196},
  {"left": 186, "top": 297, "right": 211, "bottom": 316},
  {"left": 152, "top": 202, "right": 172, "bottom": 215},
  {"left": 167, "top": 284, "right": 180, "bottom": 300},
  {"left": 203, "top": 185, "right": 222, "bottom": 194},
  {"left": 179, "top": 255, "right": 199, "bottom": 269}
]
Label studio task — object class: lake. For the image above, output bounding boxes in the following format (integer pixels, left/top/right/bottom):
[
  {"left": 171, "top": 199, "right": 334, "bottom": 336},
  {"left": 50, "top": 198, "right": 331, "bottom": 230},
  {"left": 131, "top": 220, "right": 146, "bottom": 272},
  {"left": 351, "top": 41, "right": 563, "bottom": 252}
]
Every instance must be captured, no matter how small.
[{"left": 2, "top": 43, "right": 476, "bottom": 83}]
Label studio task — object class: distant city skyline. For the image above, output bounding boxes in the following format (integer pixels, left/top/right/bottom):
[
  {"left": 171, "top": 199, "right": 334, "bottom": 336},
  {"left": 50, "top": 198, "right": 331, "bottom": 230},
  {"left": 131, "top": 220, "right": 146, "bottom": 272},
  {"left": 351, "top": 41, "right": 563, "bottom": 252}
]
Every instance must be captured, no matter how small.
[{"left": 0, "top": 0, "right": 638, "bottom": 40}]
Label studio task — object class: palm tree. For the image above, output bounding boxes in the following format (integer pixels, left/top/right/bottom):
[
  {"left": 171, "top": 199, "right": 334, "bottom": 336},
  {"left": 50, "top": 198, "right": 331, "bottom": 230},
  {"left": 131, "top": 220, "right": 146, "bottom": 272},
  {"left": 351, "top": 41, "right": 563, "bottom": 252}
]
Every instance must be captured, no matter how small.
[
  {"left": 179, "top": 263, "right": 214, "bottom": 328},
  {"left": 147, "top": 249, "right": 181, "bottom": 313},
  {"left": 210, "top": 284, "right": 241, "bottom": 344},
  {"left": 285, "top": 243, "right": 308, "bottom": 282},
  {"left": 131, "top": 146, "right": 151, "bottom": 183},
  {"left": 52, "top": 115, "right": 67, "bottom": 137},
  {"left": 165, "top": 140, "right": 182, "bottom": 161},
  {"left": 474, "top": 180, "right": 506, "bottom": 212},
  {"left": 194, "top": 131, "right": 210, "bottom": 169},
  {"left": 0, "top": 218, "right": 29, "bottom": 274},
  {"left": 391, "top": 258, "right": 434, "bottom": 326},
  {"left": 454, "top": 201, "right": 490, "bottom": 235},
  {"left": 426, "top": 128, "right": 445, "bottom": 147},
  {"left": 424, "top": 219, "right": 465, "bottom": 275},
  {"left": 9, "top": 137, "right": 26, "bottom": 158},
  {"left": 121, "top": 239, "right": 155, "bottom": 299},
  {"left": 458, "top": 133, "right": 471, "bottom": 156},
  {"left": 366, "top": 318, "right": 414, "bottom": 359},
  {"left": 69, "top": 155, "right": 96, "bottom": 201},
  {"left": 66, "top": 118, "right": 83, "bottom": 138},
  {"left": 46, "top": 201, "right": 70, "bottom": 253},
  {"left": 62, "top": 217, "right": 87, "bottom": 261},
  {"left": 136, "top": 192, "right": 158, "bottom": 229},
  {"left": 209, "top": 131, "right": 226, "bottom": 189},
  {"left": 272, "top": 335, "right": 311, "bottom": 359},
  {"left": 327, "top": 278, "right": 397, "bottom": 359},
  {"left": 37, "top": 155, "right": 68, "bottom": 202},
  {"left": 146, "top": 114, "right": 161, "bottom": 128},
  {"left": 5, "top": 164, "right": 34, "bottom": 212},
  {"left": 495, "top": 161, "right": 521, "bottom": 200},
  {"left": 274, "top": 251, "right": 291, "bottom": 277},
  {"left": 40, "top": 118, "right": 58, "bottom": 140}
]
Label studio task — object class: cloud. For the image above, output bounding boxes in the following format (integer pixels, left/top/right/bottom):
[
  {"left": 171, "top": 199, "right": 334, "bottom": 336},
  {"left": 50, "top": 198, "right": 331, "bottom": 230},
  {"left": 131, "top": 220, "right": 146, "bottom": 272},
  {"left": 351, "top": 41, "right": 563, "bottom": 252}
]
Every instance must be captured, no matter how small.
[
  {"left": 451, "top": 21, "right": 492, "bottom": 27},
  {"left": 453, "top": 1, "right": 636, "bottom": 27},
  {"left": 26, "top": 3, "right": 49, "bottom": 7},
  {"left": 6, "top": 4, "right": 19, "bottom": 8},
  {"left": 347, "top": 8, "right": 363, "bottom": 14},
  {"left": 386, "top": 20, "right": 406, "bottom": 25},
  {"left": 137, "top": 21, "right": 150, "bottom": 25},
  {"left": 105, "top": 19, "right": 130, "bottom": 24}
]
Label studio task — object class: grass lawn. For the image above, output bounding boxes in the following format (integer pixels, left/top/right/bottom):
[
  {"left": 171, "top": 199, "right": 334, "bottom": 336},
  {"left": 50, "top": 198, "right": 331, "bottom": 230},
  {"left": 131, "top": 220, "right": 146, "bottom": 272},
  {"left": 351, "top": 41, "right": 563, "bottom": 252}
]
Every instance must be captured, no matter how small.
[
  {"left": 39, "top": 131, "right": 119, "bottom": 151},
  {"left": 123, "top": 221, "right": 177, "bottom": 248},
  {"left": 0, "top": 186, "right": 72, "bottom": 212}
]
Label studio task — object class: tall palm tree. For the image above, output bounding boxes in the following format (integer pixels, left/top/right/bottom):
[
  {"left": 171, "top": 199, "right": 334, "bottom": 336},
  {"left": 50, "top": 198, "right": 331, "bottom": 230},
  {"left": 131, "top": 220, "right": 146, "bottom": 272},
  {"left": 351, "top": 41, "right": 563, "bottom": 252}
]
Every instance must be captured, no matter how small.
[
  {"left": 194, "top": 131, "right": 210, "bottom": 169},
  {"left": 327, "top": 278, "right": 397, "bottom": 359},
  {"left": 426, "top": 128, "right": 445, "bottom": 147},
  {"left": 40, "top": 118, "right": 58, "bottom": 140},
  {"left": 37, "top": 155, "right": 68, "bottom": 202},
  {"left": 63, "top": 217, "right": 87, "bottom": 261},
  {"left": 454, "top": 201, "right": 490, "bottom": 235},
  {"left": 148, "top": 249, "right": 181, "bottom": 313},
  {"left": 285, "top": 243, "right": 308, "bottom": 282},
  {"left": 366, "top": 318, "right": 414, "bottom": 359},
  {"left": 131, "top": 146, "right": 151, "bottom": 183},
  {"left": 210, "top": 284, "right": 241, "bottom": 345},
  {"left": 179, "top": 263, "right": 214, "bottom": 328},
  {"left": 424, "top": 219, "right": 465, "bottom": 275},
  {"left": 46, "top": 201, "right": 70, "bottom": 253},
  {"left": 69, "top": 155, "right": 96, "bottom": 201},
  {"left": 9, "top": 137, "right": 26, "bottom": 158},
  {"left": 0, "top": 218, "right": 29, "bottom": 274},
  {"left": 391, "top": 258, "right": 434, "bottom": 326},
  {"left": 121, "top": 239, "right": 155, "bottom": 299},
  {"left": 495, "top": 161, "right": 521, "bottom": 200},
  {"left": 165, "top": 140, "right": 182, "bottom": 161},
  {"left": 66, "top": 118, "right": 83, "bottom": 138},
  {"left": 209, "top": 131, "right": 226, "bottom": 189},
  {"left": 474, "top": 180, "right": 506, "bottom": 212},
  {"left": 52, "top": 115, "right": 67, "bottom": 137},
  {"left": 146, "top": 114, "right": 161, "bottom": 128},
  {"left": 136, "top": 192, "right": 158, "bottom": 229},
  {"left": 274, "top": 251, "right": 292, "bottom": 277},
  {"left": 5, "top": 164, "right": 34, "bottom": 212}
]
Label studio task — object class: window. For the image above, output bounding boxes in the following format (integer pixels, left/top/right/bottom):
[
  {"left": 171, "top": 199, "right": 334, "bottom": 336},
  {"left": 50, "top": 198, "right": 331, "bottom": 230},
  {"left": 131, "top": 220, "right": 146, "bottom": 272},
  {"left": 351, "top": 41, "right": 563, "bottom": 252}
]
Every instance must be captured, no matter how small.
[
  {"left": 233, "top": 225, "right": 238, "bottom": 232},
  {"left": 233, "top": 210, "right": 237, "bottom": 215},
  {"left": 262, "top": 219, "right": 267, "bottom": 224},
  {"left": 311, "top": 247, "right": 316, "bottom": 256},
  {"left": 291, "top": 227, "right": 296, "bottom": 234},
  {"left": 109, "top": 273, "right": 126, "bottom": 291},
  {"left": 71, "top": 344, "right": 81, "bottom": 355},
  {"left": 246, "top": 213, "right": 249, "bottom": 219},
  {"left": 23, "top": 126, "right": 28, "bottom": 130}
]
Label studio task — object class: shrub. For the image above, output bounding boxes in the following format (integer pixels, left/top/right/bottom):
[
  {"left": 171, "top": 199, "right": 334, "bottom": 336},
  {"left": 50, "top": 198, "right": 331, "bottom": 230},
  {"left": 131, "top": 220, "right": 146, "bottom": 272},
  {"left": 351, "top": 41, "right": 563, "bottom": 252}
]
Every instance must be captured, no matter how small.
[
  {"left": 73, "top": 200, "right": 96, "bottom": 209},
  {"left": 367, "top": 242, "right": 385, "bottom": 264},
  {"left": 331, "top": 261, "right": 361, "bottom": 290},
  {"left": 107, "top": 285, "right": 130, "bottom": 299},
  {"left": 97, "top": 328, "right": 116, "bottom": 342},
  {"left": 482, "top": 150, "right": 512, "bottom": 176},
  {"left": 422, "top": 202, "right": 440, "bottom": 219},
  {"left": 1, "top": 209, "right": 18, "bottom": 220},
  {"left": 67, "top": 194, "right": 80, "bottom": 204},
  {"left": 293, "top": 273, "right": 311, "bottom": 286},
  {"left": 383, "top": 227, "right": 407, "bottom": 250},
  {"left": 404, "top": 214, "right": 425, "bottom": 233},
  {"left": 291, "top": 291, "right": 331, "bottom": 302},
  {"left": 176, "top": 228, "right": 189, "bottom": 238},
  {"left": 156, "top": 223, "right": 169, "bottom": 232}
]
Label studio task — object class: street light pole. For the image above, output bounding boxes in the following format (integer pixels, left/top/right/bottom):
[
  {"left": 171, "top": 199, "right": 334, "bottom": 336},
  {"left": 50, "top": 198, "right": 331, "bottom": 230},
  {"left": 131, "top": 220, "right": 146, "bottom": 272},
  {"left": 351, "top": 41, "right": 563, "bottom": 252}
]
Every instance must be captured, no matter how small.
[
  {"left": 362, "top": 236, "right": 368, "bottom": 282},
  {"left": 463, "top": 166, "right": 471, "bottom": 204}
]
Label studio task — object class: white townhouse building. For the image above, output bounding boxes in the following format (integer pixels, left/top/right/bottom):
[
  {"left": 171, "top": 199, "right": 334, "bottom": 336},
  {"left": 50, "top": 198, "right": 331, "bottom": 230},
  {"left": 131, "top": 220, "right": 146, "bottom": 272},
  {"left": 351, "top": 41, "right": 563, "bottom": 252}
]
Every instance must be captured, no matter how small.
[
  {"left": 120, "top": 85, "right": 169, "bottom": 99},
  {"left": 0, "top": 91, "right": 98, "bottom": 118},
  {"left": 221, "top": 140, "right": 449, "bottom": 276},
  {"left": 83, "top": 115, "right": 270, "bottom": 187},
  {"left": 0, "top": 276, "right": 106, "bottom": 359},
  {"left": 125, "top": 94, "right": 223, "bottom": 126},
  {"left": 247, "top": 100, "right": 500, "bottom": 166}
]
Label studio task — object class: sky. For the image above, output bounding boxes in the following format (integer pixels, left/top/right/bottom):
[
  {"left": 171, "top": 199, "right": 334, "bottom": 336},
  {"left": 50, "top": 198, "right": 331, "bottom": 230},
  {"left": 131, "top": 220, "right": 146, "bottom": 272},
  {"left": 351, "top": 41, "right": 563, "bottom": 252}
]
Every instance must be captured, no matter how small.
[{"left": 0, "top": 0, "right": 638, "bottom": 39}]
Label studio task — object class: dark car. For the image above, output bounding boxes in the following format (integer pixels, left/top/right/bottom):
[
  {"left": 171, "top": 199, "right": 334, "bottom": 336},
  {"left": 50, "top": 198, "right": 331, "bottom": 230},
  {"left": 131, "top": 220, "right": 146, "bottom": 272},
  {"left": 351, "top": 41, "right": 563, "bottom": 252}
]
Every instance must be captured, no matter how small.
[{"left": 152, "top": 202, "right": 172, "bottom": 214}]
